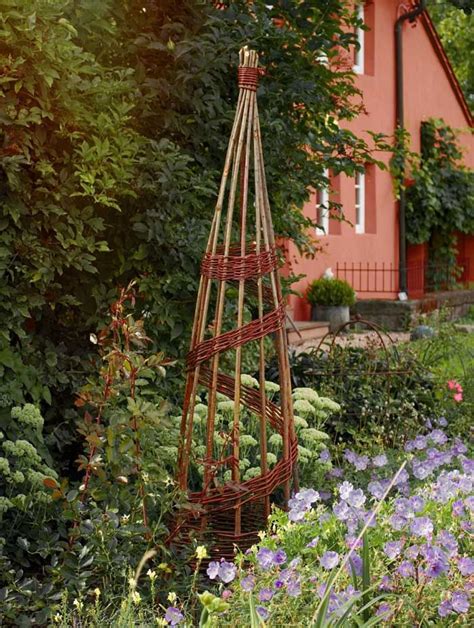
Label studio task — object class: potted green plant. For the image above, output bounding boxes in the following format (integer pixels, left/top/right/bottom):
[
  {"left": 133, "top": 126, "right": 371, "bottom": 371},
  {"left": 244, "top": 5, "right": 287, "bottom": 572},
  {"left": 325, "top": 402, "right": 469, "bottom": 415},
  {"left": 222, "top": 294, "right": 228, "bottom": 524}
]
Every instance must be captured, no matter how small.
[{"left": 306, "top": 277, "right": 355, "bottom": 332}]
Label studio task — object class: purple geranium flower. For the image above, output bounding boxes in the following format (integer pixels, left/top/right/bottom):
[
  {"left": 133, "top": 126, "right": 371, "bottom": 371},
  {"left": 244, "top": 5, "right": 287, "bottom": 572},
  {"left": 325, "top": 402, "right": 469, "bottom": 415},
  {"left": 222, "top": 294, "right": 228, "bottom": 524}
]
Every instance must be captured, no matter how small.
[
  {"left": 405, "top": 545, "right": 420, "bottom": 560},
  {"left": 412, "top": 460, "right": 432, "bottom": 480},
  {"left": 333, "top": 500, "right": 350, "bottom": 521},
  {"left": 320, "top": 551, "right": 340, "bottom": 570},
  {"left": 425, "top": 559, "right": 448, "bottom": 579},
  {"left": 320, "top": 449, "right": 331, "bottom": 462},
  {"left": 413, "top": 435, "right": 427, "bottom": 450},
  {"left": 287, "top": 576, "right": 301, "bottom": 597},
  {"left": 256, "top": 606, "right": 269, "bottom": 621},
  {"left": 299, "top": 488, "right": 320, "bottom": 504},
  {"left": 344, "top": 450, "right": 357, "bottom": 464},
  {"left": 379, "top": 575, "right": 394, "bottom": 591},
  {"left": 368, "top": 480, "right": 385, "bottom": 499},
  {"left": 218, "top": 560, "right": 237, "bottom": 583},
  {"left": 411, "top": 516, "right": 433, "bottom": 538},
  {"left": 164, "top": 607, "right": 184, "bottom": 626},
  {"left": 257, "top": 548, "right": 275, "bottom": 570},
  {"left": 393, "top": 468, "right": 410, "bottom": 485},
  {"left": 288, "top": 489, "right": 320, "bottom": 522},
  {"left": 345, "top": 535, "right": 362, "bottom": 550},
  {"left": 429, "top": 429, "right": 447, "bottom": 445},
  {"left": 347, "top": 553, "right": 363, "bottom": 577},
  {"left": 452, "top": 438, "right": 468, "bottom": 455},
  {"left": 452, "top": 591, "right": 470, "bottom": 613},
  {"left": 372, "top": 453, "right": 388, "bottom": 467},
  {"left": 241, "top": 575, "right": 256, "bottom": 592},
  {"left": 354, "top": 455, "right": 370, "bottom": 471},
  {"left": 397, "top": 560, "right": 415, "bottom": 578},
  {"left": 288, "top": 501, "right": 308, "bottom": 522},
  {"left": 273, "top": 549, "right": 287, "bottom": 565},
  {"left": 438, "top": 599, "right": 453, "bottom": 618},
  {"left": 206, "top": 561, "right": 219, "bottom": 580},
  {"left": 409, "top": 495, "right": 425, "bottom": 512},
  {"left": 289, "top": 557, "right": 301, "bottom": 570},
  {"left": 376, "top": 603, "right": 392, "bottom": 617},
  {"left": 458, "top": 557, "right": 474, "bottom": 576},
  {"left": 390, "top": 514, "right": 408, "bottom": 531},
  {"left": 258, "top": 588, "right": 274, "bottom": 603},
  {"left": 347, "top": 488, "right": 366, "bottom": 509},
  {"left": 306, "top": 537, "right": 319, "bottom": 548},
  {"left": 421, "top": 545, "right": 449, "bottom": 578},
  {"left": 384, "top": 540, "right": 404, "bottom": 560},
  {"left": 437, "top": 530, "right": 458, "bottom": 556},
  {"left": 339, "top": 481, "right": 354, "bottom": 500}
]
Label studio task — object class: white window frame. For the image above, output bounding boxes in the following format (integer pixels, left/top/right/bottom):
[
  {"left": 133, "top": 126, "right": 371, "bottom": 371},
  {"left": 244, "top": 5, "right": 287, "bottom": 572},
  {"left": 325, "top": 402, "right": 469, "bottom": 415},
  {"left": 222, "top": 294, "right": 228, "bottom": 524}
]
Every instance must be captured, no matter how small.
[
  {"left": 316, "top": 169, "right": 330, "bottom": 236},
  {"left": 355, "top": 169, "right": 365, "bottom": 234},
  {"left": 353, "top": 3, "right": 365, "bottom": 75}
]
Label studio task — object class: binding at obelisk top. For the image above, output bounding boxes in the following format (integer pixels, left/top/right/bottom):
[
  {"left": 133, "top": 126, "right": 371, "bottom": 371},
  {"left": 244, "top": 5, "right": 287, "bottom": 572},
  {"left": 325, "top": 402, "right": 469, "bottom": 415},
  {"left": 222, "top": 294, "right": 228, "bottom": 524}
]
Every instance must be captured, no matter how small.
[{"left": 175, "top": 46, "right": 297, "bottom": 557}]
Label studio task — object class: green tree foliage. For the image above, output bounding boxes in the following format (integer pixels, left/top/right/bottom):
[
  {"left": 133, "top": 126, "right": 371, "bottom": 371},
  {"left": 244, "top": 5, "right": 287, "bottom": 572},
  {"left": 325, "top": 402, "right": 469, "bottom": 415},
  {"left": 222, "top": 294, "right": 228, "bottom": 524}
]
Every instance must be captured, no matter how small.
[
  {"left": 70, "top": 0, "right": 383, "bottom": 354},
  {"left": 1, "top": 0, "right": 382, "bottom": 461},
  {"left": 445, "top": 0, "right": 473, "bottom": 14},
  {"left": 0, "top": 1, "right": 141, "bottom": 452},
  {"left": 429, "top": 0, "right": 474, "bottom": 107}
]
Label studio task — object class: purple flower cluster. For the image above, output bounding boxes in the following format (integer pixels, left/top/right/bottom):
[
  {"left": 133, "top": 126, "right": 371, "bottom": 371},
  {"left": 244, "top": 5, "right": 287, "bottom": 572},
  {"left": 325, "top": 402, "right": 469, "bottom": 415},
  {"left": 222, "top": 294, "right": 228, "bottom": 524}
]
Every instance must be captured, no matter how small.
[
  {"left": 222, "top": 423, "right": 473, "bottom": 626},
  {"left": 288, "top": 488, "right": 320, "bottom": 522},
  {"left": 207, "top": 558, "right": 237, "bottom": 583},
  {"left": 332, "top": 481, "right": 369, "bottom": 535},
  {"left": 344, "top": 449, "right": 370, "bottom": 471},
  {"left": 388, "top": 495, "right": 426, "bottom": 531},
  {"left": 438, "top": 591, "right": 470, "bottom": 617},
  {"left": 247, "top": 557, "right": 302, "bottom": 619},
  {"left": 430, "top": 469, "right": 473, "bottom": 504},
  {"left": 256, "top": 547, "right": 287, "bottom": 570}
]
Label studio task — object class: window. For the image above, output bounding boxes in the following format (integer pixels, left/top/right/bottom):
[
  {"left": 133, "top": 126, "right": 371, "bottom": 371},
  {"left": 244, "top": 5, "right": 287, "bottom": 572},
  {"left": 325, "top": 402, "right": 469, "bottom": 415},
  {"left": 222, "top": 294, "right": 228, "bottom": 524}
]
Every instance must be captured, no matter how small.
[
  {"left": 316, "top": 169, "right": 330, "bottom": 235},
  {"left": 353, "top": 3, "right": 365, "bottom": 75},
  {"left": 355, "top": 170, "right": 365, "bottom": 234}
]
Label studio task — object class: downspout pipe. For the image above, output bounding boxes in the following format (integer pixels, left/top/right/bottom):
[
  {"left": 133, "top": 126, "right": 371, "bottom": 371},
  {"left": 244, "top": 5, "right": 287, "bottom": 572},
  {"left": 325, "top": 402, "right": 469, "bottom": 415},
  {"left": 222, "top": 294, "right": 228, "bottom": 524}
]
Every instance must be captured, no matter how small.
[{"left": 395, "top": 0, "right": 427, "bottom": 295}]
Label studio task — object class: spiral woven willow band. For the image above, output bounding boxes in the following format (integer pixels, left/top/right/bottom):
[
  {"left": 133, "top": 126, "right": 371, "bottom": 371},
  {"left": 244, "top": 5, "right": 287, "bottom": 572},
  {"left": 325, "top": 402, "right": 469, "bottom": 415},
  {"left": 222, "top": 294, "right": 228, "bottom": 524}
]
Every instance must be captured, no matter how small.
[{"left": 201, "top": 247, "right": 278, "bottom": 281}]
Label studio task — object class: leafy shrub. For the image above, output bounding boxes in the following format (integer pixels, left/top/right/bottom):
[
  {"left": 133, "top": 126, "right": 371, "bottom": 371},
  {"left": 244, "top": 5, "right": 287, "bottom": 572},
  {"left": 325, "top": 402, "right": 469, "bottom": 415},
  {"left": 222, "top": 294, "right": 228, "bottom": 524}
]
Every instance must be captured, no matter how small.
[
  {"left": 0, "top": 287, "right": 185, "bottom": 621},
  {"left": 306, "top": 278, "right": 356, "bottom": 307},
  {"left": 1, "top": 0, "right": 385, "bottom": 475},
  {"left": 59, "top": 284, "right": 182, "bottom": 597},
  {"left": 268, "top": 344, "right": 436, "bottom": 448},
  {"left": 0, "top": 404, "right": 64, "bottom": 624}
]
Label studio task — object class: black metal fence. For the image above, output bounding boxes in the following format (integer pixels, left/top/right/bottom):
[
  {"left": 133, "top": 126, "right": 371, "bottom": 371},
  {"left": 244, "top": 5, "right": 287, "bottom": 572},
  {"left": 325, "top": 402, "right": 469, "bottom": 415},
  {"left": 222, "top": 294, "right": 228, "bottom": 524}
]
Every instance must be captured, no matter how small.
[{"left": 335, "top": 258, "right": 471, "bottom": 296}]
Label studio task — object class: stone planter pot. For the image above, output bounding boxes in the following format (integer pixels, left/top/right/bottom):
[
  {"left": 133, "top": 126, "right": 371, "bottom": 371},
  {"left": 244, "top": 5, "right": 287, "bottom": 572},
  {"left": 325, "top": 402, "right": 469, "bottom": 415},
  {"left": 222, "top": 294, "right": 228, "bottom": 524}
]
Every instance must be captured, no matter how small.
[{"left": 311, "top": 304, "right": 350, "bottom": 333}]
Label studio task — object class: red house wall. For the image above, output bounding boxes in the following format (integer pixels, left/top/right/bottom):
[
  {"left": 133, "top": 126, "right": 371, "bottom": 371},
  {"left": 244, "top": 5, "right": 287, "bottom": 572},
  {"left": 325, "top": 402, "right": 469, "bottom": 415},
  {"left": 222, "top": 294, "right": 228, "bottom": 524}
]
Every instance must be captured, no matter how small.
[{"left": 286, "top": 1, "right": 474, "bottom": 322}]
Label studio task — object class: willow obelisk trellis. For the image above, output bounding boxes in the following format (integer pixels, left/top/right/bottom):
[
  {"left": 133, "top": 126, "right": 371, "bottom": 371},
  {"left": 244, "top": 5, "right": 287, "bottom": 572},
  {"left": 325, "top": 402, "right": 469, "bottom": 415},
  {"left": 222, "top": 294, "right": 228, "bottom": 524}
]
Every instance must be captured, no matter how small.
[{"left": 176, "top": 47, "right": 298, "bottom": 556}]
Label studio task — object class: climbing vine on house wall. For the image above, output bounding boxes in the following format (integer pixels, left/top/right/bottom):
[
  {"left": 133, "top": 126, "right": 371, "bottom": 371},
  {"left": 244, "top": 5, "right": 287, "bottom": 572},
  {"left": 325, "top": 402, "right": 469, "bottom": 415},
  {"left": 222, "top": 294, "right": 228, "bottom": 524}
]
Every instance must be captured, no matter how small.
[{"left": 391, "top": 119, "right": 474, "bottom": 288}]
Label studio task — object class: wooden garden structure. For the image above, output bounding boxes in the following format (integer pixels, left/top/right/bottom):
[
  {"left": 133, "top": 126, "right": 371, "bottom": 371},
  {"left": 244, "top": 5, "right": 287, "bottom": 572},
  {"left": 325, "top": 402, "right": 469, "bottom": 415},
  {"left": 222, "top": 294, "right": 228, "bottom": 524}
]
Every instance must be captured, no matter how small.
[{"left": 175, "top": 47, "right": 298, "bottom": 558}]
